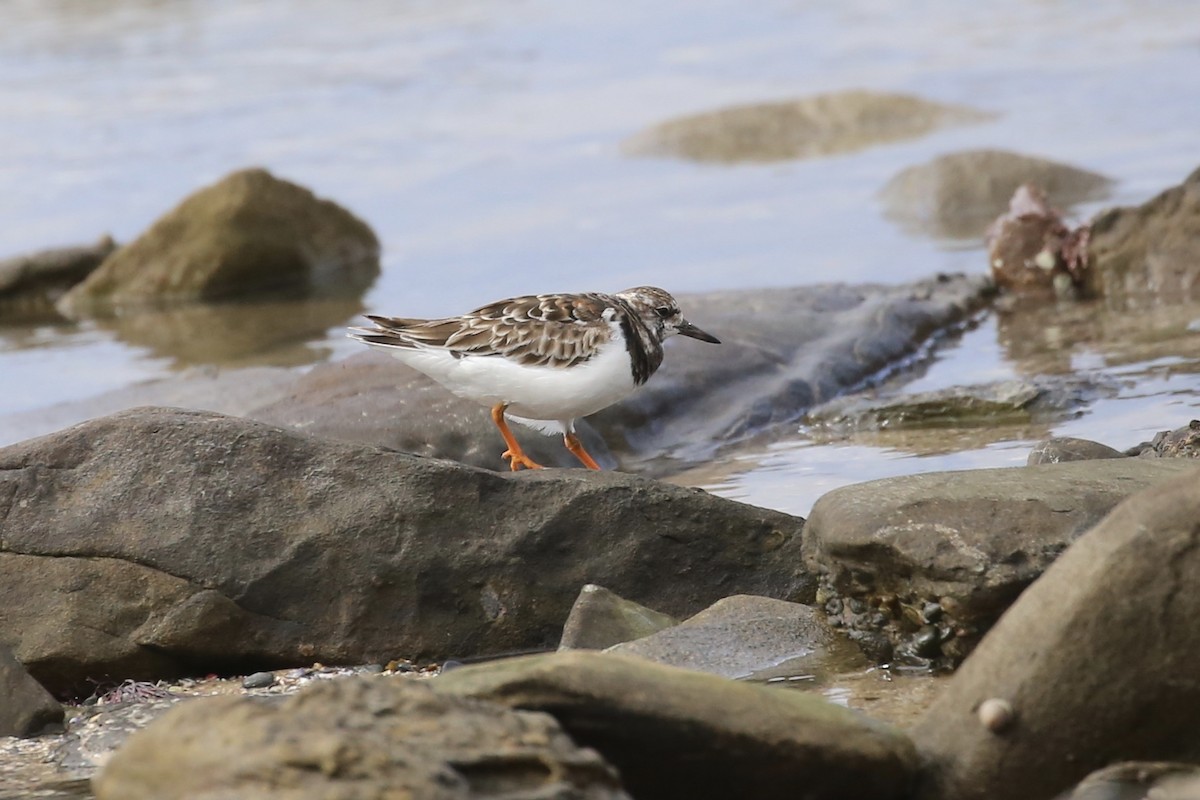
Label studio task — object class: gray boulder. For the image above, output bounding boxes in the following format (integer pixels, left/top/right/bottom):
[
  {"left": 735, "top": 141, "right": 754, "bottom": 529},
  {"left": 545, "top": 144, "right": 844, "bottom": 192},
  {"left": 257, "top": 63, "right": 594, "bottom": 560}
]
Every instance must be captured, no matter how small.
[
  {"left": 880, "top": 149, "right": 1111, "bottom": 240},
  {"left": 608, "top": 594, "right": 866, "bottom": 680},
  {"left": 0, "top": 643, "right": 63, "bottom": 737},
  {"left": 0, "top": 407, "right": 810, "bottom": 695},
  {"left": 94, "top": 677, "right": 628, "bottom": 800},
  {"left": 58, "top": 168, "right": 379, "bottom": 315},
  {"left": 437, "top": 650, "right": 919, "bottom": 800},
  {"left": 803, "top": 459, "right": 1200, "bottom": 663},
  {"left": 910, "top": 467, "right": 1200, "bottom": 800},
  {"left": 558, "top": 584, "right": 677, "bottom": 651},
  {"left": 623, "top": 90, "right": 990, "bottom": 163}
]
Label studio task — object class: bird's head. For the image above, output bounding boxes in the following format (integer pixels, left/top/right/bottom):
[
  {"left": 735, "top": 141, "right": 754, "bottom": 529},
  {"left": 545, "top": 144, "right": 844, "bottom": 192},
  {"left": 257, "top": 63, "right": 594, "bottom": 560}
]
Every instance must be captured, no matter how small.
[{"left": 616, "top": 286, "right": 720, "bottom": 344}]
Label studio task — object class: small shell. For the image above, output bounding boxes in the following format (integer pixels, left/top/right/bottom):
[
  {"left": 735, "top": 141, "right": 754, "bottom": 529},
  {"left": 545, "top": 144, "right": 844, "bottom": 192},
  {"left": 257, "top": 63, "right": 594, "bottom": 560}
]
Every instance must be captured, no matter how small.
[{"left": 977, "top": 698, "right": 1015, "bottom": 733}]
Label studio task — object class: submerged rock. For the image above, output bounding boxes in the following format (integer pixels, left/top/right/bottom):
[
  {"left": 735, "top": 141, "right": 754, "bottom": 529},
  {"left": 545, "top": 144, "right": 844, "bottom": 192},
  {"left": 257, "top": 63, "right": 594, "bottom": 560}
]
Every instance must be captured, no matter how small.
[
  {"left": 437, "top": 650, "right": 918, "bottom": 800},
  {"left": 880, "top": 149, "right": 1111, "bottom": 240},
  {"left": 911, "top": 467, "right": 1200, "bottom": 800},
  {"left": 94, "top": 677, "right": 629, "bottom": 800},
  {"left": 58, "top": 168, "right": 379, "bottom": 315},
  {"left": 624, "top": 90, "right": 990, "bottom": 163},
  {"left": 0, "top": 407, "right": 809, "bottom": 695}
]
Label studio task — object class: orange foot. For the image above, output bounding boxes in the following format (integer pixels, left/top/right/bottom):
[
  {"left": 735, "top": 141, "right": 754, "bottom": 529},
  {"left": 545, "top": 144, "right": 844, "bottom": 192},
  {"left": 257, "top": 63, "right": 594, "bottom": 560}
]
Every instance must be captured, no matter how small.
[
  {"left": 501, "top": 448, "right": 544, "bottom": 471},
  {"left": 564, "top": 431, "right": 602, "bottom": 470},
  {"left": 491, "top": 403, "right": 544, "bottom": 471}
]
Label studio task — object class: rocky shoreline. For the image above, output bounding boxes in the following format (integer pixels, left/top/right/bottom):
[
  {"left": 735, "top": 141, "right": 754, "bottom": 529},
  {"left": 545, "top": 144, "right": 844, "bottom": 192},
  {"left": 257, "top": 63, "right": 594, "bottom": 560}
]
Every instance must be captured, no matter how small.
[{"left": 4, "top": 127, "right": 1200, "bottom": 796}]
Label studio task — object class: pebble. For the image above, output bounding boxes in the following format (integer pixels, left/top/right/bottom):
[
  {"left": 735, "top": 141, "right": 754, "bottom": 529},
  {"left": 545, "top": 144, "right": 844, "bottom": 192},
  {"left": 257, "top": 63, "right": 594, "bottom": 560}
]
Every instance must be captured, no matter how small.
[
  {"left": 439, "top": 659, "right": 464, "bottom": 673},
  {"left": 242, "top": 671, "right": 276, "bottom": 689}
]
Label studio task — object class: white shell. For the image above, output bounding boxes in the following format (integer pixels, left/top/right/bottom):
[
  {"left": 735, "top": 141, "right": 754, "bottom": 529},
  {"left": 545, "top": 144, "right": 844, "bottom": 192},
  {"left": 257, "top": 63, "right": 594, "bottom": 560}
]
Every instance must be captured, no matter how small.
[{"left": 977, "top": 698, "right": 1015, "bottom": 733}]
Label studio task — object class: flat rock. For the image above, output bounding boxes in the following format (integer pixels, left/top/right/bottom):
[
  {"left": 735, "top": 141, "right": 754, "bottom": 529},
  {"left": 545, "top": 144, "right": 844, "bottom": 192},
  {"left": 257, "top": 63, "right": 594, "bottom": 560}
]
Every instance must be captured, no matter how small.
[
  {"left": 0, "top": 407, "right": 810, "bottom": 695},
  {"left": 910, "top": 468, "right": 1200, "bottom": 800},
  {"left": 880, "top": 149, "right": 1111, "bottom": 240},
  {"left": 803, "top": 459, "right": 1200, "bottom": 663},
  {"left": 558, "top": 584, "right": 678, "bottom": 651},
  {"left": 1087, "top": 165, "right": 1200, "bottom": 305},
  {"left": 436, "top": 650, "right": 918, "bottom": 800},
  {"left": 0, "top": 643, "right": 63, "bottom": 737},
  {"left": 806, "top": 376, "right": 1117, "bottom": 432},
  {"left": 94, "top": 676, "right": 629, "bottom": 800},
  {"left": 58, "top": 168, "right": 379, "bottom": 315},
  {"left": 623, "top": 90, "right": 990, "bottom": 163},
  {"left": 607, "top": 594, "right": 867, "bottom": 680}
]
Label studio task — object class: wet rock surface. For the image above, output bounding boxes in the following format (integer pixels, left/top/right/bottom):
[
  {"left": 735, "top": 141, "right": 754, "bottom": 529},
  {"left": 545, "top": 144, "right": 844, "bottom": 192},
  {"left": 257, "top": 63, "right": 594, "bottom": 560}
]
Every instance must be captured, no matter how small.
[
  {"left": 805, "top": 376, "right": 1117, "bottom": 433},
  {"left": 910, "top": 467, "right": 1200, "bottom": 800},
  {"left": 803, "top": 459, "right": 1200, "bottom": 664},
  {"left": 594, "top": 274, "right": 992, "bottom": 472},
  {"left": 606, "top": 594, "right": 867, "bottom": 680},
  {"left": 558, "top": 584, "right": 678, "bottom": 651},
  {"left": 437, "top": 650, "right": 919, "bottom": 800},
  {"left": 623, "top": 89, "right": 990, "bottom": 163},
  {"left": 57, "top": 168, "right": 379, "bottom": 315},
  {"left": 879, "top": 149, "right": 1111, "bottom": 240},
  {"left": 94, "top": 676, "right": 629, "bottom": 800},
  {"left": 0, "top": 407, "right": 809, "bottom": 695}
]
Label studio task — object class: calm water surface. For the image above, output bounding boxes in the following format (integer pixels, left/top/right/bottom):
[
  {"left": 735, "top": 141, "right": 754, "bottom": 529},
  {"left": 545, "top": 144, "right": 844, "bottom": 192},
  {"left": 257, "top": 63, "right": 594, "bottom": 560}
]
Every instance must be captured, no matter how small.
[{"left": 2, "top": 0, "right": 1200, "bottom": 511}]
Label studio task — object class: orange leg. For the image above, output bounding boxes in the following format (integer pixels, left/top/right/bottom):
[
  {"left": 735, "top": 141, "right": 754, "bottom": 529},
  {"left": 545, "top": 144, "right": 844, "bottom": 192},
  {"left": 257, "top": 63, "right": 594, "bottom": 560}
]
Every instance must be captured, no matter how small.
[
  {"left": 563, "top": 431, "right": 602, "bottom": 470},
  {"left": 491, "top": 404, "right": 543, "bottom": 471}
]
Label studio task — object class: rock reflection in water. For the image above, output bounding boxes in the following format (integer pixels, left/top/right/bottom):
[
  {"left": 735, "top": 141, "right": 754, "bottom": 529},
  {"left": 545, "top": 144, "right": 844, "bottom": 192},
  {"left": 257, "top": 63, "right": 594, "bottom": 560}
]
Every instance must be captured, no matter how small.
[{"left": 91, "top": 295, "right": 365, "bottom": 369}]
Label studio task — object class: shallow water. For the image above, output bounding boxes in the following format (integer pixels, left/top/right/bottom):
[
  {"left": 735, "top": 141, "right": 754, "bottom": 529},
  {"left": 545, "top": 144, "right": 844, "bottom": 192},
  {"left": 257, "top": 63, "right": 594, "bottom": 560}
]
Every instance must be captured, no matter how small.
[{"left": 3, "top": 0, "right": 1200, "bottom": 440}]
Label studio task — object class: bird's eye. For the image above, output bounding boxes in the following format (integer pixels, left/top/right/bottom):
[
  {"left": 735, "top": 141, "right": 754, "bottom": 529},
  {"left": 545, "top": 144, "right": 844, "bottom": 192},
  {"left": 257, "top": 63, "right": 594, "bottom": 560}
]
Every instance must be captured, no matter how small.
[{"left": 654, "top": 306, "right": 673, "bottom": 318}]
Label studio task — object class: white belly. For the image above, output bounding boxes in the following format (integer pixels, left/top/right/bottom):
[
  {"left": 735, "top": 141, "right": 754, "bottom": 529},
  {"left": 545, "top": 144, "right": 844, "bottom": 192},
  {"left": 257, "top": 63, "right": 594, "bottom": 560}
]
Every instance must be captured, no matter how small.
[{"left": 372, "top": 331, "right": 638, "bottom": 434}]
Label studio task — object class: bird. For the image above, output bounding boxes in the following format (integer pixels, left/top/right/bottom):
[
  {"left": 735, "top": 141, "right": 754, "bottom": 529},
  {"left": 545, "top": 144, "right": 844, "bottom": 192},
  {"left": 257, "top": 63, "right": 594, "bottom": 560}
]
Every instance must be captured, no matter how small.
[{"left": 347, "top": 286, "right": 720, "bottom": 471}]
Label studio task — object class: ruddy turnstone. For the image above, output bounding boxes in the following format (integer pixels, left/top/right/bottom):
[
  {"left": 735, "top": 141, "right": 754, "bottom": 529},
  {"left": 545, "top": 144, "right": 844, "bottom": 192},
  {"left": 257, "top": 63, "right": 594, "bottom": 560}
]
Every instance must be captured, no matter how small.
[{"left": 348, "top": 287, "right": 719, "bottom": 470}]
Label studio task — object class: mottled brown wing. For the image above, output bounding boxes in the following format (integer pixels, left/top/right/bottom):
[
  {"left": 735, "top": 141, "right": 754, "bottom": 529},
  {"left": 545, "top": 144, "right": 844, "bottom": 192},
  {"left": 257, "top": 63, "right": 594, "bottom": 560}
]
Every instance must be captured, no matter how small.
[{"left": 355, "top": 293, "right": 617, "bottom": 368}]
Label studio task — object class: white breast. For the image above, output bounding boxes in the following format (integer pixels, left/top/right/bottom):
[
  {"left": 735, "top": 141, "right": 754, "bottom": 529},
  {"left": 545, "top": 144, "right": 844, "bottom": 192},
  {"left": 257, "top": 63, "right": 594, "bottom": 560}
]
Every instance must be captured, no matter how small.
[{"left": 371, "top": 319, "right": 638, "bottom": 435}]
